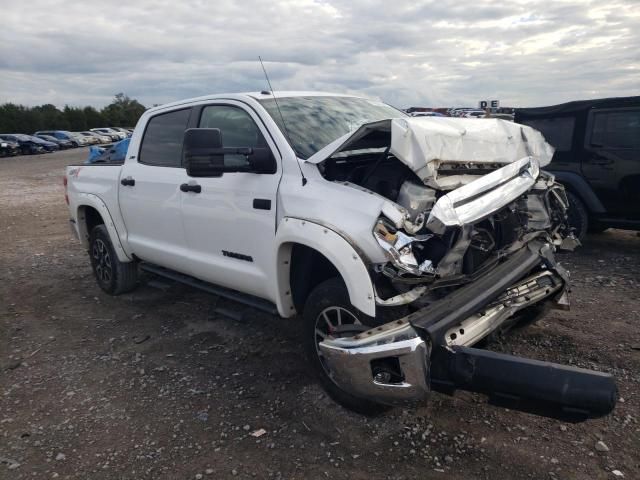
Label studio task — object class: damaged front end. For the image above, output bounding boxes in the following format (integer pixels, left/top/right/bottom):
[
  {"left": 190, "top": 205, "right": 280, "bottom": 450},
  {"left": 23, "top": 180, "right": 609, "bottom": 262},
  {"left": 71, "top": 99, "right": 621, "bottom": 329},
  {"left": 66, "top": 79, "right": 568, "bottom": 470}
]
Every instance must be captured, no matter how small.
[
  {"left": 371, "top": 156, "right": 574, "bottom": 289},
  {"left": 319, "top": 242, "right": 617, "bottom": 421},
  {"left": 313, "top": 117, "right": 616, "bottom": 421}
]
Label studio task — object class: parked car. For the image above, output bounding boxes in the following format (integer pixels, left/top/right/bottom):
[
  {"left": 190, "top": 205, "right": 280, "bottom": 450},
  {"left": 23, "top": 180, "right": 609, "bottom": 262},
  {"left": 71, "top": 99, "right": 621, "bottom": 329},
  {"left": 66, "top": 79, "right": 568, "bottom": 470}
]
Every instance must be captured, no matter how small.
[
  {"left": 463, "top": 110, "right": 487, "bottom": 118},
  {"left": 27, "top": 135, "right": 60, "bottom": 152},
  {"left": 81, "top": 131, "right": 112, "bottom": 144},
  {"left": 0, "top": 138, "right": 21, "bottom": 156},
  {"left": 489, "top": 113, "right": 515, "bottom": 121},
  {"left": 449, "top": 107, "right": 477, "bottom": 117},
  {"left": 35, "top": 134, "right": 74, "bottom": 149},
  {"left": 34, "top": 130, "right": 81, "bottom": 147},
  {"left": 411, "top": 112, "right": 445, "bottom": 117},
  {"left": 64, "top": 92, "right": 617, "bottom": 422},
  {"left": 516, "top": 96, "right": 640, "bottom": 239},
  {"left": 70, "top": 132, "right": 91, "bottom": 146},
  {"left": 90, "top": 128, "right": 126, "bottom": 141},
  {"left": 0, "top": 134, "right": 45, "bottom": 154},
  {"left": 71, "top": 132, "right": 99, "bottom": 145},
  {"left": 110, "top": 127, "right": 133, "bottom": 137}
]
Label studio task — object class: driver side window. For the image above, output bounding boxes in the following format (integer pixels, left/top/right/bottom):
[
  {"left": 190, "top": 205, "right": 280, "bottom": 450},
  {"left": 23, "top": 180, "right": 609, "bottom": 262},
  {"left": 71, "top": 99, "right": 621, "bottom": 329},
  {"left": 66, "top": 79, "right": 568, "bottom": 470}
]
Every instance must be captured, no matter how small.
[{"left": 199, "top": 105, "right": 268, "bottom": 168}]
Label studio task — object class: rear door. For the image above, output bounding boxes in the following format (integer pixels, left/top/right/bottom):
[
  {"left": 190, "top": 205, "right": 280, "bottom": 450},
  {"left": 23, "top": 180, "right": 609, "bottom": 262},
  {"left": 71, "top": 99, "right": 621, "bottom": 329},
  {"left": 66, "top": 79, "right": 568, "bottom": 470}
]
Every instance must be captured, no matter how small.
[
  {"left": 582, "top": 107, "right": 640, "bottom": 218},
  {"left": 180, "top": 102, "right": 282, "bottom": 300},
  {"left": 119, "top": 107, "right": 194, "bottom": 272}
]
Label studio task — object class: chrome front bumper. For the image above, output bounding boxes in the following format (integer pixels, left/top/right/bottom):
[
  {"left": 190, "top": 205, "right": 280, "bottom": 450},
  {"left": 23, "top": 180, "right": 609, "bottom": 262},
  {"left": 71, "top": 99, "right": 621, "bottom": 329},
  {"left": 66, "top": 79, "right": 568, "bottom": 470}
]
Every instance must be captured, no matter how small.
[
  {"left": 318, "top": 267, "right": 566, "bottom": 405},
  {"left": 319, "top": 321, "right": 430, "bottom": 405}
]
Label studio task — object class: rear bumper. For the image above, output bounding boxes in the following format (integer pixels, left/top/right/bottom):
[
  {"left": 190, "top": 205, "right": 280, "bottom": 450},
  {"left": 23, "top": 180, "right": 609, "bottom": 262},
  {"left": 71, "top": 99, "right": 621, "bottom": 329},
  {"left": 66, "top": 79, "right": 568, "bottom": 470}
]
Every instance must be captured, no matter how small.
[{"left": 318, "top": 242, "right": 617, "bottom": 419}]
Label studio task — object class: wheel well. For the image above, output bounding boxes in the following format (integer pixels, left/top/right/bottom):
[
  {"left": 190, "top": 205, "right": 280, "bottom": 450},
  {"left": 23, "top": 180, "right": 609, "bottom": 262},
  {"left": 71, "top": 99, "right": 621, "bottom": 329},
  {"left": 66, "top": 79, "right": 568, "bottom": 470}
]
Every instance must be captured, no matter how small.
[
  {"left": 550, "top": 172, "right": 604, "bottom": 214},
  {"left": 77, "top": 206, "right": 105, "bottom": 247},
  {"left": 83, "top": 206, "right": 104, "bottom": 235},
  {"left": 289, "top": 244, "right": 340, "bottom": 313}
]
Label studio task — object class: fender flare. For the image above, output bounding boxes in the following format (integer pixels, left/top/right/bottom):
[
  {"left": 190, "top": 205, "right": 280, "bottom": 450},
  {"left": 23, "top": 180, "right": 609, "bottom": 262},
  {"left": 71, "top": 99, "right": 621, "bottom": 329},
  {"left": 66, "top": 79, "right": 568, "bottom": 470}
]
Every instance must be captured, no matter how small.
[
  {"left": 76, "top": 193, "right": 132, "bottom": 262},
  {"left": 274, "top": 217, "right": 376, "bottom": 318},
  {"left": 548, "top": 170, "right": 605, "bottom": 214}
]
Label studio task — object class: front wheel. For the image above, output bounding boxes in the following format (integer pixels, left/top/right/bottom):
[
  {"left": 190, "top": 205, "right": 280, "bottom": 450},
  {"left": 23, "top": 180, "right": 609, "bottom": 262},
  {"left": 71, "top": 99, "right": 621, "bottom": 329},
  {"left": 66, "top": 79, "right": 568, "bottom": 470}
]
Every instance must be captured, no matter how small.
[
  {"left": 303, "top": 277, "right": 391, "bottom": 416},
  {"left": 89, "top": 225, "right": 138, "bottom": 295}
]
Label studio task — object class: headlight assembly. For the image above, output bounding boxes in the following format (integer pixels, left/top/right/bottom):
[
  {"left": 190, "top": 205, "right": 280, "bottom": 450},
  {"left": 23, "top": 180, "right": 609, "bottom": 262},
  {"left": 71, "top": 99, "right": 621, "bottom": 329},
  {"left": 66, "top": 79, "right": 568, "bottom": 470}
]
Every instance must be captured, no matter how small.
[{"left": 373, "top": 218, "right": 435, "bottom": 276}]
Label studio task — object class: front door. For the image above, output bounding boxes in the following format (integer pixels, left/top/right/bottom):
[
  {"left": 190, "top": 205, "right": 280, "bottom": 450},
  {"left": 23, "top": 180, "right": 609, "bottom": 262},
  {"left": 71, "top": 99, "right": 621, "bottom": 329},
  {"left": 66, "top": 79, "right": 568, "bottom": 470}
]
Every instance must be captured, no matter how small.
[
  {"left": 119, "top": 107, "right": 193, "bottom": 272},
  {"left": 180, "top": 102, "right": 282, "bottom": 300}
]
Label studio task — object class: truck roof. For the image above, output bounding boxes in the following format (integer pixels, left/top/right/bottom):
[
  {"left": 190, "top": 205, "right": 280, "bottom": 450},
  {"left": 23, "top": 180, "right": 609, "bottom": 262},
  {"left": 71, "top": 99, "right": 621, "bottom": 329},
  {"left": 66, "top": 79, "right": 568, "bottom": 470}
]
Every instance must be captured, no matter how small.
[
  {"left": 145, "top": 91, "right": 359, "bottom": 114},
  {"left": 516, "top": 95, "right": 640, "bottom": 120}
]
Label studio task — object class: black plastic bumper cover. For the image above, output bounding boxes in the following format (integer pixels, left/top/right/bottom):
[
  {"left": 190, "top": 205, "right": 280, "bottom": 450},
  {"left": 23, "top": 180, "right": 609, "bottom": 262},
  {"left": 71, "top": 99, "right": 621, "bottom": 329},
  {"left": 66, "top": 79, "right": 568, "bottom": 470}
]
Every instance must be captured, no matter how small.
[
  {"left": 430, "top": 345, "right": 618, "bottom": 422},
  {"left": 407, "top": 244, "right": 544, "bottom": 343}
]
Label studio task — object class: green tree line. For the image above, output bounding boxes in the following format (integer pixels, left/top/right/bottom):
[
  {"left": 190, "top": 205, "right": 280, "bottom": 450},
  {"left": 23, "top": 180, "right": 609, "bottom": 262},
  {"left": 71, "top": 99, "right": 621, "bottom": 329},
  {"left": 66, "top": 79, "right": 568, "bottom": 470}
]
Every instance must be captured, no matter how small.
[{"left": 0, "top": 93, "right": 146, "bottom": 134}]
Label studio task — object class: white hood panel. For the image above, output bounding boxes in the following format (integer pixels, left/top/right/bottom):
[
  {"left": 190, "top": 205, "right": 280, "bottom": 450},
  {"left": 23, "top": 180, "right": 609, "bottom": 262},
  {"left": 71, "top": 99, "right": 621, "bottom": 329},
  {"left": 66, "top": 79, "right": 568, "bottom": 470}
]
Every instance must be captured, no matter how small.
[
  {"left": 390, "top": 117, "right": 553, "bottom": 184},
  {"left": 307, "top": 117, "right": 554, "bottom": 188}
]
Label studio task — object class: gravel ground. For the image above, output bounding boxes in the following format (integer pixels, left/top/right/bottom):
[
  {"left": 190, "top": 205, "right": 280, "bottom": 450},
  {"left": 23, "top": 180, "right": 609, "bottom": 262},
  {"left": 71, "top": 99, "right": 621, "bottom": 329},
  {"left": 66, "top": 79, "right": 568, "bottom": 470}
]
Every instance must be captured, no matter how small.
[{"left": 1, "top": 149, "right": 639, "bottom": 479}]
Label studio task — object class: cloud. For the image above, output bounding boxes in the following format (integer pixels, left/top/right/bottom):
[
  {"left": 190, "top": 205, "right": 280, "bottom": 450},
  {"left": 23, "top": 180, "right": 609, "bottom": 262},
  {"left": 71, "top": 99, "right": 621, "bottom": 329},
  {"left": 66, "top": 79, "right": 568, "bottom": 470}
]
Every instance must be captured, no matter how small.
[{"left": 1, "top": 0, "right": 638, "bottom": 108}]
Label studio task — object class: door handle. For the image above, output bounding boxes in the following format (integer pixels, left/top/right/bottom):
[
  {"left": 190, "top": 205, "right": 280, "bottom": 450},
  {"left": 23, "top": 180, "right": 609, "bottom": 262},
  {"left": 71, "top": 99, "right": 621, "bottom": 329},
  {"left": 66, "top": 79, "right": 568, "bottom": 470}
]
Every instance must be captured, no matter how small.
[
  {"left": 253, "top": 198, "right": 271, "bottom": 210},
  {"left": 120, "top": 177, "right": 135, "bottom": 187},
  {"left": 180, "top": 183, "right": 202, "bottom": 193}
]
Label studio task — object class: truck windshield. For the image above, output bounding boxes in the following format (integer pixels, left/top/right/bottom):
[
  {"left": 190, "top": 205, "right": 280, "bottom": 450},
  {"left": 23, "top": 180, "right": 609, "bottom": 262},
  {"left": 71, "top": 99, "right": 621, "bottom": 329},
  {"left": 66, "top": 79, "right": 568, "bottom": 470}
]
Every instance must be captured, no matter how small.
[{"left": 258, "top": 96, "right": 404, "bottom": 159}]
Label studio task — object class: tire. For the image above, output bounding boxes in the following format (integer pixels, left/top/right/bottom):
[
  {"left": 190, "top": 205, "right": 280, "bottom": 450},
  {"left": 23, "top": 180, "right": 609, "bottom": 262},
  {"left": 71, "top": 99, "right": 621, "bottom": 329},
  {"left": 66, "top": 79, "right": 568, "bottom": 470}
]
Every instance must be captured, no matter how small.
[
  {"left": 303, "top": 277, "right": 392, "bottom": 416},
  {"left": 565, "top": 191, "right": 589, "bottom": 241},
  {"left": 89, "top": 225, "right": 138, "bottom": 295}
]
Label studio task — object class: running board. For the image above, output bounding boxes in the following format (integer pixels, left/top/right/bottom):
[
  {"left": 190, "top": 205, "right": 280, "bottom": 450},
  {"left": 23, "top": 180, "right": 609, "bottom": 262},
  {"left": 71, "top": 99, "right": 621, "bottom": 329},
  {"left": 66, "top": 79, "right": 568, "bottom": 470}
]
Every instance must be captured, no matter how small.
[{"left": 139, "top": 263, "right": 279, "bottom": 316}]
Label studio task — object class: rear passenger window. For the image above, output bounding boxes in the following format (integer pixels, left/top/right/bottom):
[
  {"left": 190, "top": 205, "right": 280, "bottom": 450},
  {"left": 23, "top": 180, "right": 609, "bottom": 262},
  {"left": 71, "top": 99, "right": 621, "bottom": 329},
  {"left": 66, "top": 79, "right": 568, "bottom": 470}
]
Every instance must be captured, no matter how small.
[
  {"left": 590, "top": 110, "right": 640, "bottom": 149},
  {"left": 139, "top": 108, "right": 191, "bottom": 167},
  {"left": 520, "top": 117, "right": 575, "bottom": 152}
]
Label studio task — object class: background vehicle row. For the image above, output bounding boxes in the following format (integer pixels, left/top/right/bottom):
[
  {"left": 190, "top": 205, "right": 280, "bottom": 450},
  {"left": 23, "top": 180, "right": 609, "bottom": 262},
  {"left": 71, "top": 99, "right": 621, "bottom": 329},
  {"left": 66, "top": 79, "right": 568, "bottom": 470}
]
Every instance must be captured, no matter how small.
[{"left": 0, "top": 127, "right": 133, "bottom": 156}]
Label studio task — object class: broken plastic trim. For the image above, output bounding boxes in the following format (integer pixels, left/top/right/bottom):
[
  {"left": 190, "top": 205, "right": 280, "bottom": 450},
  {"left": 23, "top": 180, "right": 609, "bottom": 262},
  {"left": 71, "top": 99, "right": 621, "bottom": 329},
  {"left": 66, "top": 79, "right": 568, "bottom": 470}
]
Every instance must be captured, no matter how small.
[{"left": 375, "top": 284, "right": 428, "bottom": 306}]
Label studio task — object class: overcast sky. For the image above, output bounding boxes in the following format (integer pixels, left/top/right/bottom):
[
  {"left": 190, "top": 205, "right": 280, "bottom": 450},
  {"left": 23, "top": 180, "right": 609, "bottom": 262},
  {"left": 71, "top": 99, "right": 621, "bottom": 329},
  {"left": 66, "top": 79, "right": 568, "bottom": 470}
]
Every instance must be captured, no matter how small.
[{"left": 1, "top": 0, "right": 638, "bottom": 109}]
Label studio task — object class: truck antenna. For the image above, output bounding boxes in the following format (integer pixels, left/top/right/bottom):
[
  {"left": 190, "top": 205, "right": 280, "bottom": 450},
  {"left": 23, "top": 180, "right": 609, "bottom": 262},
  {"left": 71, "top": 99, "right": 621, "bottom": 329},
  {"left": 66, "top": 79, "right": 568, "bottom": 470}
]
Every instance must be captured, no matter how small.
[{"left": 259, "top": 56, "right": 307, "bottom": 186}]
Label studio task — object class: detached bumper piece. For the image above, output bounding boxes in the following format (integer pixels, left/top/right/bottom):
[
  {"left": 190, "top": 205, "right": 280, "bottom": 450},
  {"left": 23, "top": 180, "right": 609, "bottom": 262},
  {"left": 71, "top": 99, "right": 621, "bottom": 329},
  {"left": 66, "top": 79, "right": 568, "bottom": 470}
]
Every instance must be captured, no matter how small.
[
  {"left": 319, "top": 242, "right": 618, "bottom": 421},
  {"left": 430, "top": 346, "right": 618, "bottom": 422}
]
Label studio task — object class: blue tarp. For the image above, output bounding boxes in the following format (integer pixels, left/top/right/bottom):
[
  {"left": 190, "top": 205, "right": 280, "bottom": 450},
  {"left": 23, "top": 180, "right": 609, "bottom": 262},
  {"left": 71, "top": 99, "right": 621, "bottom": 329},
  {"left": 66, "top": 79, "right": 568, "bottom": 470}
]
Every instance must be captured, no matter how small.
[{"left": 85, "top": 138, "right": 130, "bottom": 164}]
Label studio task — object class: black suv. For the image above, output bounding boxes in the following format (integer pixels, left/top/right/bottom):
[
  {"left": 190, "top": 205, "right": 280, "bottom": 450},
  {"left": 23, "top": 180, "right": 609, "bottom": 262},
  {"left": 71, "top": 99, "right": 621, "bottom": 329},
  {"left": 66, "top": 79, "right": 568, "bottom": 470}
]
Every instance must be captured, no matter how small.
[{"left": 516, "top": 96, "right": 640, "bottom": 239}]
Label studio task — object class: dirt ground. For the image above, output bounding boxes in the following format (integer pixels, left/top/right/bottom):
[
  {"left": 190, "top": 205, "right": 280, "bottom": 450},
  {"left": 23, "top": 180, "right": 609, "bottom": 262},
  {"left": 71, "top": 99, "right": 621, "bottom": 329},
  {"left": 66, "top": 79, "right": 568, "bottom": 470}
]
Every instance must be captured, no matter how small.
[{"left": 1, "top": 149, "right": 639, "bottom": 480}]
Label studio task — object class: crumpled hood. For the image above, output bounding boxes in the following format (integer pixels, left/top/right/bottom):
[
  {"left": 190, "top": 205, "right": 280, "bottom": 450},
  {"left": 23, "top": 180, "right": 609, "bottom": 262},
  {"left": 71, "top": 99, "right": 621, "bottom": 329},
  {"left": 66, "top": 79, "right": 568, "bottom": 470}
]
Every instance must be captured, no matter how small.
[{"left": 306, "top": 117, "right": 554, "bottom": 187}]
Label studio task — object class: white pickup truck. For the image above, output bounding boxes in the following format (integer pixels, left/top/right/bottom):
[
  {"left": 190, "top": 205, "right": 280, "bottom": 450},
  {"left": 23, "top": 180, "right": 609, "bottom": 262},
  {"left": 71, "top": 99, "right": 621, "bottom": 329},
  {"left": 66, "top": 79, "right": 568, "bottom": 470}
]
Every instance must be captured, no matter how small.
[{"left": 65, "top": 92, "right": 617, "bottom": 420}]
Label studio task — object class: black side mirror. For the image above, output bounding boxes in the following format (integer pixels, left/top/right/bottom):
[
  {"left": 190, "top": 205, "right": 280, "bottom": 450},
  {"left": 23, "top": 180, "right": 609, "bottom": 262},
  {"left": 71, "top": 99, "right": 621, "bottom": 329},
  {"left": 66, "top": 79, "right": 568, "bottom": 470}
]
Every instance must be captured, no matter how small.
[
  {"left": 247, "top": 148, "right": 277, "bottom": 174},
  {"left": 183, "top": 128, "right": 276, "bottom": 177},
  {"left": 183, "top": 128, "right": 225, "bottom": 177}
]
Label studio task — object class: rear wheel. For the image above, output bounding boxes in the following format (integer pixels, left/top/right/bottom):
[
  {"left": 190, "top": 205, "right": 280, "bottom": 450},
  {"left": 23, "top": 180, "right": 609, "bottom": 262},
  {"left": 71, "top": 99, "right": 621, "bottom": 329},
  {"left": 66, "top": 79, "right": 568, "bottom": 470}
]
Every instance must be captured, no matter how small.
[
  {"left": 565, "top": 191, "right": 589, "bottom": 241},
  {"left": 89, "top": 225, "right": 138, "bottom": 295},
  {"left": 303, "top": 277, "right": 391, "bottom": 415}
]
